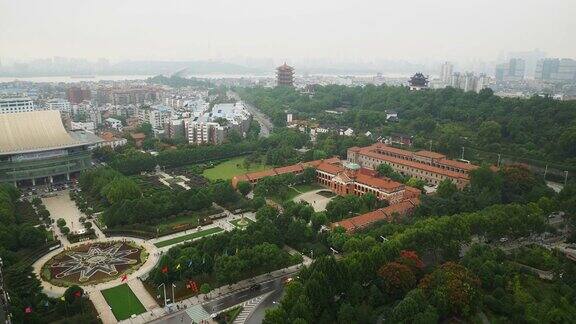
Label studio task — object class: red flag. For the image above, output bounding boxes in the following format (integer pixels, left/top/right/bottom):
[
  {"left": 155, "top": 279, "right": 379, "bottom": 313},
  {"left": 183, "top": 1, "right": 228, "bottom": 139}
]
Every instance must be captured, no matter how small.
[
  {"left": 74, "top": 291, "right": 82, "bottom": 297},
  {"left": 25, "top": 306, "right": 32, "bottom": 314},
  {"left": 162, "top": 266, "right": 169, "bottom": 274},
  {"left": 121, "top": 274, "right": 128, "bottom": 282}
]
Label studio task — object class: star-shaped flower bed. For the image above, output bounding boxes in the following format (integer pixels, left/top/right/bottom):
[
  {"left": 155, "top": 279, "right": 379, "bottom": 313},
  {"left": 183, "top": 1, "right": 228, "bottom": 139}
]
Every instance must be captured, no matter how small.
[{"left": 42, "top": 241, "right": 146, "bottom": 286}]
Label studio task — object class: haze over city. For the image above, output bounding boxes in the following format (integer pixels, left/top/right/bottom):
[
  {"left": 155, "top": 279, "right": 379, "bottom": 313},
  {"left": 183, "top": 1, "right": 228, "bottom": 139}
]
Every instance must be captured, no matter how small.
[
  {"left": 1, "top": 0, "right": 575, "bottom": 64},
  {"left": 1, "top": 1, "right": 576, "bottom": 324}
]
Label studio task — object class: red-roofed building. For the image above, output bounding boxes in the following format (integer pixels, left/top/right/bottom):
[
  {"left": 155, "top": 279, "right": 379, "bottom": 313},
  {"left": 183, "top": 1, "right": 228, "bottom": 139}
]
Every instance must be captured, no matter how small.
[
  {"left": 332, "top": 198, "right": 419, "bottom": 233},
  {"left": 347, "top": 143, "right": 478, "bottom": 189}
]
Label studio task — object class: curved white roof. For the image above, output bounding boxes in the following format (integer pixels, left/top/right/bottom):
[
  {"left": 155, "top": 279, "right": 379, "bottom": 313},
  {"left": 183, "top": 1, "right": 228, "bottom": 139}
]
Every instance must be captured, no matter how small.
[{"left": 0, "top": 110, "right": 84, "bottom": 155}]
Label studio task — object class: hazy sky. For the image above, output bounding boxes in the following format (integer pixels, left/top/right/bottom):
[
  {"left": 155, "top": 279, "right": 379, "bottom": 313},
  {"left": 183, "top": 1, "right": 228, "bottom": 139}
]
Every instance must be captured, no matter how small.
[{"left": 1, "top": 0, "right": 574, "bottom": 62}]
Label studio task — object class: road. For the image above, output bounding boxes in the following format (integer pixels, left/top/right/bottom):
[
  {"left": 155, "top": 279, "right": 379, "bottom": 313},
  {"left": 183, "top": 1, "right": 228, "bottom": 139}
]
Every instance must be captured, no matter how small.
[
  {"left": 228, "top": 91, "right": 273, "bottom": 138},
  {"left": 149, "top": 277, "right": 286, "bottom": 324},
  {"left": 245, "top": 286, "right": 284, "bottom": 324}
]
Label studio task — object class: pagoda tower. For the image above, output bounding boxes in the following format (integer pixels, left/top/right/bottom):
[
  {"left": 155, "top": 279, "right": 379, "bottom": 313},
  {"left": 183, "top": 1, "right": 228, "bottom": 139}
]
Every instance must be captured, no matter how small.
[{"left": 276, "top": 63, "right": 295, "bottom": 87}]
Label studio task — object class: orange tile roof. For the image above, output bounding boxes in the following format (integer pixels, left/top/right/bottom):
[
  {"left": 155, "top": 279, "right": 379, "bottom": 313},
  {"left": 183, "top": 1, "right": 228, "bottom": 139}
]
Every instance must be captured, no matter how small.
[
  {"left": 130, "top": 132, "right": 146, "bottom": 140},
  {"left": 355, "top": 173, "right": 404, "bottom": 192},
  {"left": 438, "top": 158, "right": 478, "bottom": 171},
  {"left": 357, "top": 147, "right": 469, "bottom": 180},
  {"left": 245, "top": 169, "right": 277, "bottom": 180},
  {"left": 415, "top": 150, "right": 446, "bottom": 159},
  {"left": 333, "top": 199, "right": 418, "bottom": 233},
  {"left": 99, "top": 132, "right": 117, "bottom": 141},
  {"left": 274, "top": 164, "right": 304, "bottom": 174},
  {"left": 317, "top": 162, "right": 345, "bottom": 175}
]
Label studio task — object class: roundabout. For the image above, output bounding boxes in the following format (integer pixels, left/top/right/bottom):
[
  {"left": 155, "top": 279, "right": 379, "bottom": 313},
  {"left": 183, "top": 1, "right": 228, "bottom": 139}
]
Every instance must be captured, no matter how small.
[{"left": 41, "top": 241, "right": 146, "bottom": 286}]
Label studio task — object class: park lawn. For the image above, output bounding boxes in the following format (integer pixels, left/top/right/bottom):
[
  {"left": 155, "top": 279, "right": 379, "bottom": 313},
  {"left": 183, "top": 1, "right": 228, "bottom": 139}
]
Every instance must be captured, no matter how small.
[
  {"left": 202, "top": 157, "right": 270, "bottom": 180},
  {"left": 230, "top": 217, "right": 255, "bottom": 228},
  {"left": 101, "top": 284, "right": 146, "bottom": 321},
  {"left": 154, "top": 227, "right": 224, "bottom": 248}
]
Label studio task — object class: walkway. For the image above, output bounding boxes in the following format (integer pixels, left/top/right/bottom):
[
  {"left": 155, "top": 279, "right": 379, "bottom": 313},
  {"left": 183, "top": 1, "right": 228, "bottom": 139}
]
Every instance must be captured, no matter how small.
[
  {"left": 293, "top": 189, "right": 335, "bottom": 212},
  {"left": 42, "top": 190, "right": 86, "bottom": 242},
  {"left": 150, "top": 212, "right": 256, "bottom": 252},
  {"left": 128, "top": 279, "right": 160, "bottom": 311},
  {"left": 89, "top": 290, "right": 117, "bottom": 324}
]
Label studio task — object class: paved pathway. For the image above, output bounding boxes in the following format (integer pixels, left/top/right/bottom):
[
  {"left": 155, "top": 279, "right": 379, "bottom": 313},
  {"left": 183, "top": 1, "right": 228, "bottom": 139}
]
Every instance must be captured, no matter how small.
[
  {"left": 151, "top": 212, "right": 256, "bottom": 252},
  {"left": 293, "top": 189, "right": 335, "bottom": 212},
  {"left": 42, "top": 190, "right": 86, "bottom": 239},
  {"left": 89, "top": 289, "right": 117, "bottom": 324},
  {"left": 128, "top": 279, "right": 160, "bottom": 311}
]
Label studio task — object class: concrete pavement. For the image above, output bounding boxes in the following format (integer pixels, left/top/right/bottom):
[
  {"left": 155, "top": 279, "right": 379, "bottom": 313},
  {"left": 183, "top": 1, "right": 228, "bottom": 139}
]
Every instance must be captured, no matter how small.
[
  {"left": 89, "top": 289, "right": 117, "bottom": 324},
  {"left": 293, "top": 189, "right": 335, "bottom": 212}
]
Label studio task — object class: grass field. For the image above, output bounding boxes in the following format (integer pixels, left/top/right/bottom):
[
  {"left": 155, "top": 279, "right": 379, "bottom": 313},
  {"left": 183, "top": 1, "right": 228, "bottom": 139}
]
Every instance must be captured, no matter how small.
[
  {"left": 154, "top": 227, "right": 224, "bottom": 248},
  {"left": 101, "top": 284, "right": 146, "bottom": 321},
  {"left": 202, "top": 157, "right": 270, "bottom": 180}
]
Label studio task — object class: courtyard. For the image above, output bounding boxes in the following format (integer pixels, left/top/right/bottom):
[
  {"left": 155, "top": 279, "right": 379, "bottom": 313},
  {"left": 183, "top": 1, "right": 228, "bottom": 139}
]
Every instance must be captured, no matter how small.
[{"left": 293, "top": 189, "right": 336, "bottom": 212}]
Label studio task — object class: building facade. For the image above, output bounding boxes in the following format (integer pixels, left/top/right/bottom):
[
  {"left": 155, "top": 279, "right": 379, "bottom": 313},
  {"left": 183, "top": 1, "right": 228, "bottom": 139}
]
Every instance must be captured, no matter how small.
[
  {"left": 0, "top": 97, "right": 35, "bottom": 114},
  {"left": 0, "top": 111, "right": 100, "bottom": 186},
  {"left": 185, "top": 121, "right": 225, "bottom": 145},
  {"left": 535, "top": 58, "right": 576, "bottom": 81},
  {"left": 347, "top": 143, "right": 478, "bottom": 189}
]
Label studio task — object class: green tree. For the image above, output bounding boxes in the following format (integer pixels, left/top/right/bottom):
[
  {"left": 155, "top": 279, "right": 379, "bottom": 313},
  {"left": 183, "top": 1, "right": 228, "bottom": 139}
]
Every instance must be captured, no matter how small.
[{"left": 237, "top": 181, "right": 252, "bottom": 196}]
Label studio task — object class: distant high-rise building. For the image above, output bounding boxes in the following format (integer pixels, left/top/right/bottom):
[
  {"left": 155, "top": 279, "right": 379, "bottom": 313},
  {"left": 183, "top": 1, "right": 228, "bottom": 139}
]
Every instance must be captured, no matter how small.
[
  {"left": 440, "top": 62, "right": 454, "bottom": 83},
  {"left": 276, "top": 63, "right": 295, "bottom": 87},
  {"left": 508, "top": 49, "right": 546, "bottom": 79},
  {"left": 0, "top": 97, "right": 35, "bottom": 114},
  {"left": 495, "top": 58, "right": 525, "bottom": 81},
  {"left": 66, "top": 86, "right": 91, "bottom": 104},
  {"left": 448, "top": 72, "right": 489, "bottom": 93},
  {"left": 535, "top": 58, "right": 576, "bottom": 81}
]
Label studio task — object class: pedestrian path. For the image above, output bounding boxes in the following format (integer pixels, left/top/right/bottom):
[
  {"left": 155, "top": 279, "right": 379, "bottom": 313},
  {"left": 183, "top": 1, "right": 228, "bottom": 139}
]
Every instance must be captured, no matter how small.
[
  {"left": 128, "top": 279, "right": 159, "bottom": 311},
  {"left": 187, "top": 304, "right": 211, "bottom": 323},
  {"left": 233, "top": 294, "right": 268, "bottom": 324},
  {"left": 88, "top": 290, "right": 117, "bottom": 324}
]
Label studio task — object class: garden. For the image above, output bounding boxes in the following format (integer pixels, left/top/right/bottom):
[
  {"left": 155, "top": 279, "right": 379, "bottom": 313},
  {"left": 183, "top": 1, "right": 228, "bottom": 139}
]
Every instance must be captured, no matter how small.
[{"left": 41, "top": 241, "right": 147, "bottom": 286}]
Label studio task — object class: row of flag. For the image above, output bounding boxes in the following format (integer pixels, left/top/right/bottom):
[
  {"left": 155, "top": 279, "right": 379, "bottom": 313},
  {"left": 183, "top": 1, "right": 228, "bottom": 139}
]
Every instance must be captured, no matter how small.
[{"left": 25, "top": 290, "right": 83, "bottom": 314}]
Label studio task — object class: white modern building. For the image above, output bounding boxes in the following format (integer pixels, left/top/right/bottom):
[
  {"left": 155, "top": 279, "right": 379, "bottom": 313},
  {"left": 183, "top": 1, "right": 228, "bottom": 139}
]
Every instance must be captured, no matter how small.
[
  {"left": 45, "top": 98, "right": 71, "bottom": 113},
  {"left": 105, "top": 117, "right": 123, "bottom": 131},
  {"left": 440, "top": 62, "right": 454, "bottom": 83},
  {"left": 185, "top": 120, "right": 225, "bottom": 145},
  {"left": 0, "top": 97, "right": 35, "bottom": 114},
  {"left": 138, "top": 105, "right": 171, "bottom": 129}
]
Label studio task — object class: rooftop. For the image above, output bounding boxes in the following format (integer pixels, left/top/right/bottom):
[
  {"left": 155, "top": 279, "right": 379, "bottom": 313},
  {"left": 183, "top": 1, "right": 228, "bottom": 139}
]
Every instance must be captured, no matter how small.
[{"left": 0, "top": 110, "right": 89, "bottom": 155}]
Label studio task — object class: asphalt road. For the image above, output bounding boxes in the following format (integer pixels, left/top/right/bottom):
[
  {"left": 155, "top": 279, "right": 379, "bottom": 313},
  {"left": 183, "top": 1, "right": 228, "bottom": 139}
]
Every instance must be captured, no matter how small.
[
  {"left": 228, "top": 91, "right": 273, "bottom": 138},
  {"left": 245, "top": 285, "right": 284, "bottom": 324},
  {"left": 204, "top": 277, "right": 284, "bottom": 314},
  {"left": 150, "top": 277, "right": 286, "bottom": 324}
]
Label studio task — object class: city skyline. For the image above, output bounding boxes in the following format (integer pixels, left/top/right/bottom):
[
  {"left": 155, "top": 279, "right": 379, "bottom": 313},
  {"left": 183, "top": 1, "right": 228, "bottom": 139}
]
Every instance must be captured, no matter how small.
[{"left": 1, "top": 0, "right": 575, "bottom": 63}]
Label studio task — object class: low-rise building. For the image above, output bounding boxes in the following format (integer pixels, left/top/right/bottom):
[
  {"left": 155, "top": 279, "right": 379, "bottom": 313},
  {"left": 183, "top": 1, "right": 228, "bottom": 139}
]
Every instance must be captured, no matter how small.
[
  {"left": 96, "top": 132, "right": 127, "bottom": 149},
  {"left": 347, "top": 143, "right": 478, "bottom": 189}
]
